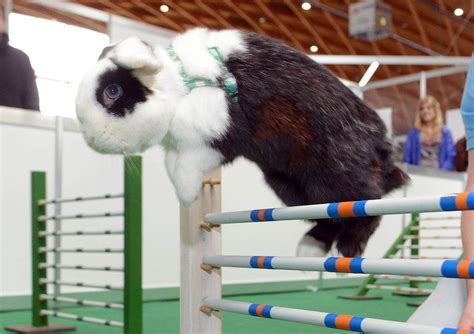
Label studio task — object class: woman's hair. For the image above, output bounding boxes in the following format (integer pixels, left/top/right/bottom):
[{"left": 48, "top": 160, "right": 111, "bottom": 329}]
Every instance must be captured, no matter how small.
[{"left": 414, "top": 95, "right": 444, "bottom": 141}]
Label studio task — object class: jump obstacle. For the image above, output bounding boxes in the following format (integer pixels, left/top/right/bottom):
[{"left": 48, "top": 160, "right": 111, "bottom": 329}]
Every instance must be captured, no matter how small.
[
  {"left": 5, "top": 156, "right": 142, "bottom": 334},
  {"left": 183, "top": 173, "right": 474, "bottom": 333}
]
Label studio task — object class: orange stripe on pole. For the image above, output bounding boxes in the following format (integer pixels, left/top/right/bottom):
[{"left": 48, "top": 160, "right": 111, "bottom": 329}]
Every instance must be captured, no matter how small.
[
  {"left": 335, "top": 258, "right": 352, "bottom": 272},
  {"left": 338, "top": 202, "right": 355, "bottom": 217},
  {"left": 457, "top": 330, "right": 471, "bottom": 334},
  {"left": 257, "top": 256, "right": 266, "bottom": 268},
  {"left": 456, "top": 192, "right": 470, "bottom": 210},
  {"left": 256, "top": 304, "right": 265, "bottom": 317},
  {"left": 335, "top": 314, "right": 352, "bottom": 330},
  {"left": 258, "top": 210, "right": 266, "bottom": 221},
  {"left": 457, "top": 260, "right": 471, "bottom": 278}
]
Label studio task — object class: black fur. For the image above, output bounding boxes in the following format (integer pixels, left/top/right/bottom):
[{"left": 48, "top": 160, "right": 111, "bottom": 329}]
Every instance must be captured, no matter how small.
[
  {"left": 96, "top": 67, "right": 151, "bottom": 117},
  {"left": 211, "top": 32, "right": 409, "bottom": 257}
]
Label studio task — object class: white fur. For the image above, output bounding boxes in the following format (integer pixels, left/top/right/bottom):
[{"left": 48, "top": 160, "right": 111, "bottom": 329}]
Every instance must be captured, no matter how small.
[
  {"left": 75, "top": 28, "right": 246, "bottom": 204},
  {"left": 296, "top": 235, "right": 328, "bottom": 257}
]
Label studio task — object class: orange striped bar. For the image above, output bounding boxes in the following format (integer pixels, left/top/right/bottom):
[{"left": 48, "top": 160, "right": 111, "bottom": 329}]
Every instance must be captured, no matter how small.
[
  {"left": 324, "top": 313, "right": 363, "bottom": 332},
  {"left": 441, "top": 260, "right": 474, "bottom": 278},
  {"left": 248, "top": 303, "right": 273, "bottom": 318},
  {"left": 324, "top": 257, "right": 364, "bottom": 273}
]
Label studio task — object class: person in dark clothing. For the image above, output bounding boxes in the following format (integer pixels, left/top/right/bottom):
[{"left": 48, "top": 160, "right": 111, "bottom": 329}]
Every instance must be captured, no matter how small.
[{"left": 0, "top": 6, "right": 39, "bottom": 111}]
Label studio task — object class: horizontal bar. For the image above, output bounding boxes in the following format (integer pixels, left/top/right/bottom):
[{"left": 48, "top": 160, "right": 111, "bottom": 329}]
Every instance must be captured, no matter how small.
[
  {"left": 374, "top": 275, "right": 438, "bottom": 283},
  {"left": 39, "top": 263, "right": 123, "bottom": 272},
  {"left": 310, "top": 55, "right": 472, "bottom": 65},
  {"left": 202, "top": 256, "right": 474, "bottom": 278},
  {"left": 412, "top": 226, "right": 460, "bottom": 230},
  {"left": 366, "top": 284, "right": 434, "bottom": 294},
  {"left": 362, "top": 65, "right": 469, "bottom": 91},
  {"left": 40, "top": 279, "right": 123, "bottom": 290},
  {"left": 420, "top": 216, "right": 460, "bottom": 221},
  {"left": 40, "top": 294, "right": 124, "bottom": 309},
  {"left": 39, "top": 247, "right": 123, "bottom": 253},
  {"left": 38, "top": 212, "right": 123, "bottom": 222},
  {"left": 205, "top": 192, "right": 474, "bottom": 225},
  {"left": 38, "top": 193, "right": 123, "bottom": 205},
  {"left": 397, "top": 245, "right": 462, "bottom": 250},
  {"left": 389, "top": 255, "right": 452, "bottom": 259},
  {"left": 203, "top": 298, "right": 456, "bottom": 333},
  {"left": 40, "top": 310, "right": 123, "bottom": 327},
  {"left": 39, "top": 229, "right": 124, "bottom": 237},
  {"left": 403, "top": 235, "right": 460, "bottom": 240}
]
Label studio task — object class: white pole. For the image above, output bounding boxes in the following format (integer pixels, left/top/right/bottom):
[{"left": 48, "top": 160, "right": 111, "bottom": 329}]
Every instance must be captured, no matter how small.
[
  {"left": 205, "top": 192, "right": 474, "bottom": 225},
  {"left": 180, "top": 170, "right": 222, "bottom": 333},
  {"left": 203, "top": 298, "right": 449, "bottom": 334},
  {"left": 202, "top": 256, "right": 474, "bottom": 279},
  {"left": 3, "top": 0, "right": 12, "bottom": 33},
  {"left": 420, "top": 71, "right": 427, "bottom": 99},
  {"left": 53, "top": 116, "right": 63, "bottom": 303}
]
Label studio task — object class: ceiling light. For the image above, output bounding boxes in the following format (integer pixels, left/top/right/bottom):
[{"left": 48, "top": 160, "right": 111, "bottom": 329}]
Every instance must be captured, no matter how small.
[
  {"left": 258, "top": 17, "right": 266, "bottom": 24},
  {"left": 160, "top": 4, "right": 169, "bottom": 13},
  {"left": 454, "top": 8, "right": 464, "bottom": 16},
  {"left": 310, "top": 45, "right": 318, "bottom": 53},
  {"left": 359, "top": 61, "right": 379, "bottom": 87},
  {"left": 301, "top": 2, "right": 311, "bottom": 10}
]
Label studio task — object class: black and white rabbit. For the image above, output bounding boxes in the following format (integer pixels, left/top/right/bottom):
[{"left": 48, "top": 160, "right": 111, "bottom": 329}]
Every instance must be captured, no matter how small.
[{"left": 76, "top": 28, "right": 409, "bottom": 257}]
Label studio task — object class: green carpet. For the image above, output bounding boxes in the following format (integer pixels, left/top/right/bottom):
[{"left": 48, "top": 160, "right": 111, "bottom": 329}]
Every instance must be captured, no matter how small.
[{"left": 0, "top": 288, "right": 426, "bottom": 333}]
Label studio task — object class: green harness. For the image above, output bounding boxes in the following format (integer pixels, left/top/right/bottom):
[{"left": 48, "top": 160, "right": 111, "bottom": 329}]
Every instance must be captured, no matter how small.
[{"left": 166, "top": 46, "right": 238, "bottom": 103}]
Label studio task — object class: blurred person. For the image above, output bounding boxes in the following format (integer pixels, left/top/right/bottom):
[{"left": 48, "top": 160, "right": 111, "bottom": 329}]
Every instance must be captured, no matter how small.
[
  {"left": 0, "top": 5, "right": 39, "bottom": 111},
  {"left": 403, "top": 95, "right": 456, "bottom": 170},
  {"left": 459, "top": 53, "right": 474, "bottom": 330}
]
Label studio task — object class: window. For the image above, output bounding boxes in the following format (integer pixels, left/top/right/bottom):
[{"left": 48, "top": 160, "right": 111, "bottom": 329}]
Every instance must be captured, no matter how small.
[{"left": 8, "top": 13, "right": 109, "bottom": 117}]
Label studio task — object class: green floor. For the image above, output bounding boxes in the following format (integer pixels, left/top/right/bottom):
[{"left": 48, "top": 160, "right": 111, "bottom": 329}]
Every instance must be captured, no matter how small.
[{"left": 0, "top": 288, "right": 427, "bottom": 334}]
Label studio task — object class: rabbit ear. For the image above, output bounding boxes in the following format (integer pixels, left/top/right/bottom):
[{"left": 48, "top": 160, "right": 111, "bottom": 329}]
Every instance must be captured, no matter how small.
[{"left": 109, "top": 37, "right": 161, "bottom": 75}]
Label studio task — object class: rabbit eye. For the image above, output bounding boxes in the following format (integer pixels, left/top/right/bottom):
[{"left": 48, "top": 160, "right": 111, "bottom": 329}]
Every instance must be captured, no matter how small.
[{"left": 104, "top": 84, "right": 123, "bottom": 101}]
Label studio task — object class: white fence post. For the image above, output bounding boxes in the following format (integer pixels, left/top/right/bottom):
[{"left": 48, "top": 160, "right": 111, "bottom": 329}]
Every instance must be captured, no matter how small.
[{"left": 180, "top": 169, "right": 222, "bottom": 333}]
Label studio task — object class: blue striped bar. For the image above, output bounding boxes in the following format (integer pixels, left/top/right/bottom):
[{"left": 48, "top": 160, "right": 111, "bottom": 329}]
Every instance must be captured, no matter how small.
[
  {"left": 248, "top": 304, "right": 273, "bottom": 318},
  {"left": 327, "top": 203, "right": 340, "bottom": 218},
  {"left": 440, "top": 196, "right": 458, "bottom": 211},
  {"left": 440, "top": 328, "right": 474, "bottom": 333},
  {"left": 441, "top": 260, "right": 459, "bottom": 278},
  {"left": 353, "top": 201, "right": 368, "bottom": 216},
  {"left": 349, "top": 258, "right": 365, "bottom": 274},
  {"left": 323, "top": 257, "right": 338, "bottom": 272},
  {"left": 249, "top": 256, "right": 274, "bottom": 269}
]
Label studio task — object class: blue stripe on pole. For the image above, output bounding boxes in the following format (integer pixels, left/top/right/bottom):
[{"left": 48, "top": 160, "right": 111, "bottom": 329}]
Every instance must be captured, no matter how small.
[
  {"left": 468, "top": 193, "right": 474, "bottom": 209},
  {"left": 470, "top": 262, "right": 474, "bottom": 278},
  {"left": 353, "top": 201, "right": 367, "bottom": 216},
  {"left": 349, "top": 316, "right": 364, "bottom": 332},
  {"left": 264, "top": 209, "right": 274, "bottom": 221},
  {"left": 263, "top": 256, "right": 274, "bottom": 269},
  {"left": 441, "top": 260, "right": 459, "bottom": 278},
  {"left": 349, "top": 258, "right": 365, "bottom": 274},
  {"left": 248, "top": 304, "right": 258, "bottom": 316},
  {"left": 440, "top": 196, "right": 457, "bottom": 211},
  {"left": 327, "top": 204, "right": 339, "bottom": 218},
  {"left": 250, "top": 211, "right": 259, "bottom": 222},
  {"left": 324, "top": 313, "right": 338, "bottom": 328},
  {"left": 440, "top": 328, "right": 462, "bottom": 334},
  {"left": 324, "top": 257, "right": 338, "bottom": 272},
  {"left": 261, "top": 305, "right": 273, "bottom": 318},
  {"left": 249, "top": 257, "right": 259, "bottom": 268}
]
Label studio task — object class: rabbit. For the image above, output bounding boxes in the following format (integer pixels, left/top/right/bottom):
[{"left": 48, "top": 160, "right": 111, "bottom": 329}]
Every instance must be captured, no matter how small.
[{"left": 75, "top": 28, "right": 409, "bottom": 257}]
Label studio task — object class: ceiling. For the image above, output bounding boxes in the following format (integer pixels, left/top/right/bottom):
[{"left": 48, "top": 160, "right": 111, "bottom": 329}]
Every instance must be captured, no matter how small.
[{"left": 5, "top": 0, "right": 474, "bottom": 135}]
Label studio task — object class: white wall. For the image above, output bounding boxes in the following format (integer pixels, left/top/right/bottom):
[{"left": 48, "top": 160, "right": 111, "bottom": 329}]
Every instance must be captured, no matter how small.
[{"left": 1, "top": 108, "right": 467, "bottom": 297}]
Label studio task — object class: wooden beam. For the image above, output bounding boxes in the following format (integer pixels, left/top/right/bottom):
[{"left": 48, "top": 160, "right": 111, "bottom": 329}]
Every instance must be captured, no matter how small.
[
  {"left": 194, "top": 0, "right": 233, "bottom": 29},
  {"left": 163, "top": 0, "right": 205, "bottom": 27},
  {"left": 131, "top": 0, "right": 184, "bottom": 32},
  {"left": 437, "top": 0, "right": 460, "bottom": 56},
  {"left": 444, "top": 2, "right": 474, "bottom": 55},
  {"left": 223, "top": 0, "right": 266, "bottom": 34},
  {"left": 256, "top": 1, "right": 305, "bottom": 51},
  {"left": 283, "top": 0, "right": 346, "bottom": 78},
  {"left": 405, "top": 0, "right": 436, "bottom": 54}
]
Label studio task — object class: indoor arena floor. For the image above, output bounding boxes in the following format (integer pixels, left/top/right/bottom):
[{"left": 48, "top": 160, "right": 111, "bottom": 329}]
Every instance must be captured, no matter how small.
[{"left": 0, "top": 287, "right": 429, "bottom": 333}]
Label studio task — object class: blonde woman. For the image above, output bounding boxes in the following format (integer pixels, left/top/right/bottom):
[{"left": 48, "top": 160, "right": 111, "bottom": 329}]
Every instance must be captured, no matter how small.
[{"left": 403, "top": 95, "right": 456, "bottom": 170}]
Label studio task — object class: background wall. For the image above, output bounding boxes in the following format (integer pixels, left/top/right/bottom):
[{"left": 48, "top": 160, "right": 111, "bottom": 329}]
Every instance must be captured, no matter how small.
[{"left": 0, "top": 108, "right": 465, "bottom": 297}]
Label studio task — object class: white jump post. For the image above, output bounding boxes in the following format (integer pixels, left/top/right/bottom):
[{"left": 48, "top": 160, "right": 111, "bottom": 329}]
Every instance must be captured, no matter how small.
[{"left": 180, "top": 169, "right": 222, "bottom": 333}]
